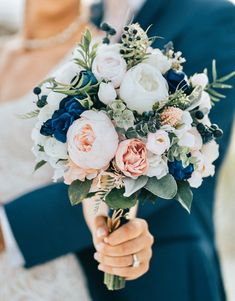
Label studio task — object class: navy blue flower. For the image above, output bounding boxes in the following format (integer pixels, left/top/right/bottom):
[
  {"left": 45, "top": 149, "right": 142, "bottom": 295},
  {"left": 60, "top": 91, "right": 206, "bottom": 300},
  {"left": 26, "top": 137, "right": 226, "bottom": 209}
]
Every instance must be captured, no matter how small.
[
  {"left": 40, "top": 96, "right": 86, "bottom": 143},
  {"left": 79, "top": 70, "right": 98, "bottom": 87},
  {"left": 168, "top": 159, "right": 194, "bottom": 181},
  {"left": 165, "top": 70, "right": 191, "bottom": 94}
]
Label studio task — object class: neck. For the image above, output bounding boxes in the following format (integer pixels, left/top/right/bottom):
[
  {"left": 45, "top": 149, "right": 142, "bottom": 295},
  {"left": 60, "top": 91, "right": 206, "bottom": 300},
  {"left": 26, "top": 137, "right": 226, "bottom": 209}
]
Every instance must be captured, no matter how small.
[{"left": 22, "top": 0, "right": 81, "bottom": 40}]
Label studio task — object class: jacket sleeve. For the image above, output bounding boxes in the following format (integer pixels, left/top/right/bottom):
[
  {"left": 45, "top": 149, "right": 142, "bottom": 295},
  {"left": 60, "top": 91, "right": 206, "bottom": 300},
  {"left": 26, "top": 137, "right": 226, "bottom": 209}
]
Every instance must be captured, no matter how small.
[{"left": 4, "top": 183, "right": 93, "bottom": 268}]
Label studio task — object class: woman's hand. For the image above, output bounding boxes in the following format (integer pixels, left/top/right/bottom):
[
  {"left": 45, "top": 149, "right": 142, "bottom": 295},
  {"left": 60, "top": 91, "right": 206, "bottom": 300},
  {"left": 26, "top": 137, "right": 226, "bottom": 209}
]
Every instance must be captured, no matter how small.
[{"left": 92, "top": 216, "right": 154, "bottom": 280}]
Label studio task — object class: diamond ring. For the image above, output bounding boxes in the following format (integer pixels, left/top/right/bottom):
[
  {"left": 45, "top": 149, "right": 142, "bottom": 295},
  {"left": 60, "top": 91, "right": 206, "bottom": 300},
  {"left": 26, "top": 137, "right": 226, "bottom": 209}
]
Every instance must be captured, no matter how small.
[{"left": 132, "top": 254, "right": 140, "bottom": 268}]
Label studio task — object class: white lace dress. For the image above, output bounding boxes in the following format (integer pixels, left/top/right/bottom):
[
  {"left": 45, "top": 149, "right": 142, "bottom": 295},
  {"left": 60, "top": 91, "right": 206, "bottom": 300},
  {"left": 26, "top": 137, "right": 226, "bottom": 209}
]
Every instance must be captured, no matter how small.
[{"left": 0, "top": 92, "right": 92, "bottom": 300}]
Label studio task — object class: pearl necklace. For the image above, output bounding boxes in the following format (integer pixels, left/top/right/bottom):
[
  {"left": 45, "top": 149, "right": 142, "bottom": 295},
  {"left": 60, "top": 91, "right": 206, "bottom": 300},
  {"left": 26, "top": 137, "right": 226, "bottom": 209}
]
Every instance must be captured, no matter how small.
[{"left": 21, "top": 12, "right": 88, "bottom": 50}]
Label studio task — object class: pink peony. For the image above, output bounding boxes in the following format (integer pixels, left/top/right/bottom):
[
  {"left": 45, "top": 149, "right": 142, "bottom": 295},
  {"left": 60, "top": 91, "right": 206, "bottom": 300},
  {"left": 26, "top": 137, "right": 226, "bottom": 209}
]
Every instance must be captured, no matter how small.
[
  {"left": 67, "top": 110, "right": 119, "bottom": 170},
  {"left": 115, "top": 139, "right": 149, "bottom": 178}
]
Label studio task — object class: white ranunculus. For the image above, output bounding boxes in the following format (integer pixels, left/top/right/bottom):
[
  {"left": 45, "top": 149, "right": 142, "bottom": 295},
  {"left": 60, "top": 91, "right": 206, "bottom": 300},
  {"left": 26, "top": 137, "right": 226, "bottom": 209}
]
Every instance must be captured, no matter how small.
[
  {"left": 44, "top": 137, "right": 68, "bottom": 160},
  {"left": 174, "top": 111, "right": 193, "bottom": 137},
  {"left": 54, "top": 61, "right": 83, "bottom": 84},
  {"left": 46, "top": 92, "right": 66, "bottom": 110},
  {"left": 178, "top": 131, "right": 195, "bottom": 148},
  {"left": 146, "top": 130, "right": 170, "bottom": 155},
  {"left": 147, "top": 154, "right": 169, "bottom": 179},
  {"left": 188, "top": 171, "right": 203, "bottom": 188},
  {"left": 189, "top": 127, "right": 203, "bottom": 151},
  {"left": 92, "top": 44, "right": 127, "bottom": 88},
  {"left": 98, "top": 82, "right": 117, "bottom": 105},
  {"left": 120, "top": 63, "right": 169, "bottom": 114},
  {"left": 190, "top": 73, "right": 209, "bottom": 89},
  {"left": 145, "top": 49, "right": 171, "bottom": 74},
  {"left": 67, "top": 110, "right": 119, "bottom": 170},
  {"left": 201, "top": 140, "right": 219, "bottom": 163}
]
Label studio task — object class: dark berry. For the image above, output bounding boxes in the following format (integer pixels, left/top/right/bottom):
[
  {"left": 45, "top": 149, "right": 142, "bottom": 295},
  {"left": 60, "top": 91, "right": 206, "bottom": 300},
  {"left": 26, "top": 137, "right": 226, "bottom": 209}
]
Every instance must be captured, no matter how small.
[
  {"left": 33, "top": 87, "right": 41, "bottom": 95},
  {"left": 214, "top": 129, "right": 223, "bottom": 138},
  {"left": 122, "top": 34, "right": 127, "bottom": 39},
  {"left": 109, "top": 28, "right": 117, "bottom": 36},
  {"left": 100, "top": 22, "right": 111, "bottom": 32},
  {"left": 148, "top": 111, "right": 155, "bottom": 117},
  {"left": 128, "top": 37, "right": 133, "bottom": 42},
  {"left": 211, "top": 124, "right": 219, "bottom": 130},
  {"left": 103, "top": 37, "right": 110, "bottom": 44},
  {"left": 136, "top": 36, "right": 141, "bottom": 41},
  {"left": 124, "top": 26, "right": 129, "bottom": 31},
  {"left": 37, "top": 95, "right": 47, "bottom": 108},
  {"left": 197, "top": 123, "right": 206, "bottom": 133},
  {"left": 132, "top": 29, "right": 138, "bottom": 35},
  {"left": 120, "top": 49, "right": 125, "bottom": 55},
  {"left": 195, "top": 110, "right": 204, "bottom": 120}
]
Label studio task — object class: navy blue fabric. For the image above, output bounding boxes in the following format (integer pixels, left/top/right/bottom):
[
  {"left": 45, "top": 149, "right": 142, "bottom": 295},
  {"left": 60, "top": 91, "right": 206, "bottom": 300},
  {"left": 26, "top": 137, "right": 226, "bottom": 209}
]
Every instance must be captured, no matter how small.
[{"left": 4, "top": 0, "right": 235, "bottom": 300}]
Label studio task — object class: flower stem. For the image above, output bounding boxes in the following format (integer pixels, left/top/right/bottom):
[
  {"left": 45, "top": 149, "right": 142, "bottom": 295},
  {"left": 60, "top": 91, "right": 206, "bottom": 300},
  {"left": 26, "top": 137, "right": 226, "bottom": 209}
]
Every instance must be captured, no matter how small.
[{"left": 104, "top": 273, "right": 126, "bottom": 290}]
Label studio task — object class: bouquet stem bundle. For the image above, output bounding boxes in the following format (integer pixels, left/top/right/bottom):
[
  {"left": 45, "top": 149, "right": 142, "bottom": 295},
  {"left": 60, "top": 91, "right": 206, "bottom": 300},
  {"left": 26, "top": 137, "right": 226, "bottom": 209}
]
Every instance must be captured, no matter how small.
[{"left": 104, "top": 208, "right": 130, "bottom": 290}]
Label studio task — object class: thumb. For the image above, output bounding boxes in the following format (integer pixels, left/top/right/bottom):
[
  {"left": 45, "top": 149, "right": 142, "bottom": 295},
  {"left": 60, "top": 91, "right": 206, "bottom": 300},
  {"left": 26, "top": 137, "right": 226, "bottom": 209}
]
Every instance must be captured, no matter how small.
[{"left": 93, "top": 215, "right": 109, "bottom": 243}]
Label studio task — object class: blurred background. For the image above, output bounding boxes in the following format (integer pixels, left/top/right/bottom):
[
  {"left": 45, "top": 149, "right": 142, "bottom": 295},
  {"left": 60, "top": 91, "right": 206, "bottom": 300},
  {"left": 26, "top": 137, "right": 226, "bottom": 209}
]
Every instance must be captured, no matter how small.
[{"left": 0, "top": 0, "right": 234, "bottom": 300}]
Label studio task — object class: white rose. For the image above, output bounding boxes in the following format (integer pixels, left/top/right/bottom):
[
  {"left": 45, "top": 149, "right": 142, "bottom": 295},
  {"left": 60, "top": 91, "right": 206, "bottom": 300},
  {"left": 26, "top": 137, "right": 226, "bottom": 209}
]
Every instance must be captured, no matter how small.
[
  {"left": 190, "top": 73, "right": 209, "bottom": 89},
  {"left": 201, "top": 140, "right": 219, "bottom": 163},
  {"left": 188, "top": 171, "right": 203, "bottom": 188},
  {"left": 146, "top": 130, "right": 170, "bottom": 155},
  {"left": 147, "top": 154, "right": 169, "bottom": 179},
  {"left": 145, "top": 49, "right": 171, "bottom": 74},
  {"left": 46, "top": 92, "right": 66, "bottom": 110},
  {"left": 54, "top": 61, "right": 83, "bottom": 84},
  {"left": 98, "top": 82, "right": 117, "bottom": 105},
  {"left": 92, "top": 44, "right": 127, "bottom": 88},
  {"left": 120, "top": 63, "right": 169, "bottom": 114},
  {"left": 44, "top": 137, "right": 68, "bottom": 160}
]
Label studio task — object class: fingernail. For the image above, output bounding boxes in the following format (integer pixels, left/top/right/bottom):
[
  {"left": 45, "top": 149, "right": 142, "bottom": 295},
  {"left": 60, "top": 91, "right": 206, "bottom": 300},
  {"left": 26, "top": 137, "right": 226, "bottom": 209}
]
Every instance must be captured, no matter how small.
[
  {"left": 94, "top": 252, "right": 99, "bottom": 261},
  {"left": 96, "top": 227, "right": 106, "bottom": 238},
  {"left": 98, "top": 264, "right": 104, "bottom": 271},
  {"left": 95, "top": 243, "right": 104, "bottom": 252}
]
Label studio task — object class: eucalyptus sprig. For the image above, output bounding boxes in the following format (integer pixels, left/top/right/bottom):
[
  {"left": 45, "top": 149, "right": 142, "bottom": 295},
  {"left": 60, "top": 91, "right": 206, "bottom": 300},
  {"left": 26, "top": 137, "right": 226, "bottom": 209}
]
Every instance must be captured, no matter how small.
[
  {"left": 205, "top": 60, "right": 235, "bottom": 103},
  {"left": 74, "top": 29, "right": 98, "bottom": 70}
]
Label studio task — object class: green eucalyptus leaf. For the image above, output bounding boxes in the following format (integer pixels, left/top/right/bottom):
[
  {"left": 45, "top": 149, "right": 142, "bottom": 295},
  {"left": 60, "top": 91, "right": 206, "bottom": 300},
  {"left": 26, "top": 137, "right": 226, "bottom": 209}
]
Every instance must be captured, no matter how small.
[
  {"left": 68, "top": 180, "right": 92, "bottom": 206},
  {"left": 217, "top": 71, "right": 235, "bottom": 83},
  {"left": 145, "top": 175, "right": 177, "bottom": 199},
  {"left": 175, "top": 181, "right": 193, "bottom": 213},
  {"left": 123, "top": 176, "right": 148, "bottom": 197},
  {"left": 105, "top": 188, "right": 138, "bottom": 209}
]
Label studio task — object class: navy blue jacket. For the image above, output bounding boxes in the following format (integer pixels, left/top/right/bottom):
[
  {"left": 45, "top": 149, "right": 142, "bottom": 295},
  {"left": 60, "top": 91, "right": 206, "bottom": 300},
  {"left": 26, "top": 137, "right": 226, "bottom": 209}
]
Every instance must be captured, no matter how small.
[{"left": 4, "top": 0, "right": 235, "bottom": 300}]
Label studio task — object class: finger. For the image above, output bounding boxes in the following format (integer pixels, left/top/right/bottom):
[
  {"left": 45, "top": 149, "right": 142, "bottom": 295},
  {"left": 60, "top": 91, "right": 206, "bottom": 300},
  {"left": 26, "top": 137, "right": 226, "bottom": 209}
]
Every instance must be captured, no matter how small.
[
  {"left": 96, "top": 232, "right": 153, "bottom": 257},
  {"left": 98, "top": 263, "right": 149, "bottom": 279},
  {"left": 93, "top": 215, "right": 109, "bottom": 244},
  {"left": 94, "top": 248, "right": 152, "bottom": 268},
  {"left": 105, "top": 219, "right": 148, "bottom": 246}
]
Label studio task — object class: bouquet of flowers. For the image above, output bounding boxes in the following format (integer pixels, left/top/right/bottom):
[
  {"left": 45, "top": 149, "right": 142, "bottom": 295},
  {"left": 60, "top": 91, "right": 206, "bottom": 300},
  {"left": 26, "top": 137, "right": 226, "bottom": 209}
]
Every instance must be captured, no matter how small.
[{"left": 29, "top": 22, "right": 234, "bottom": 290}]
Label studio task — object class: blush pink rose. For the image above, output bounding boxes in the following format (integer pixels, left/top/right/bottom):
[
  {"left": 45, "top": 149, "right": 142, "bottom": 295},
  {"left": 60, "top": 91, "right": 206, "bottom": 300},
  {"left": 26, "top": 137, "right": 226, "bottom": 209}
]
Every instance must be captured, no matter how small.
[{"left": 115, "top": 139, "right": 149, "bottom": 178}]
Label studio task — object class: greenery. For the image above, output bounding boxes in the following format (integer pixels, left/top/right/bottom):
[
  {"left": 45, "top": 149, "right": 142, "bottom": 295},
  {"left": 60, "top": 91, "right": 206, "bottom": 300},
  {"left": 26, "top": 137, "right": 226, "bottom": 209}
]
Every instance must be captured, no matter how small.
[
  {"left": 18, "top": 109, "right": 40, "bottom": 119},
  {"left": 105, "top": 188, "right": 138, "bottom": 209},
  {"left": 206, "top": 60, "right": 235, "bottom": 103},
  {"left": 145, "top": 174, "right": 177, "bottom": 199},
  {"left": 34, "top": 160, "right": 47, "bottom": 172},
  {"left": 68, "top": 180, "right": 92, "bottom": 206},
  {"left": 175, "top": 181, "right": 193, "bottom": 213},
  {"left": 74, "top": 29, "right": 98, "bottom": 70}
]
